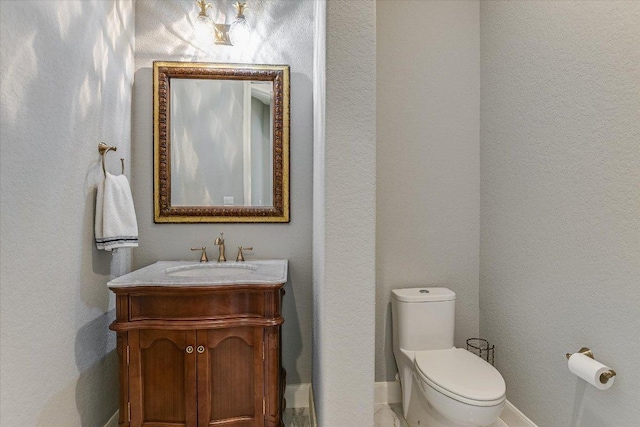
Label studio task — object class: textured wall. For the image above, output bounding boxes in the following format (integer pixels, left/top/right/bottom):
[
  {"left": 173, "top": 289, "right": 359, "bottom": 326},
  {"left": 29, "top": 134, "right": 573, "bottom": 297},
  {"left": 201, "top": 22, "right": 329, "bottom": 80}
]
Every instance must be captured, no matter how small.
[
  {"left": 376, "top": 0, "right": 480, "bottom": 382},
  {"left": 480, "top": 2, "right": 640, "bottom": 426},
  {"left": 132, "top": 0, "right": 314, "bottom": 383},
  {"left": 313, "top": 0, "right": 377, "bottom": 424},
  {"left": 0, "top": 1, "right": 134, "bottom": 425}
]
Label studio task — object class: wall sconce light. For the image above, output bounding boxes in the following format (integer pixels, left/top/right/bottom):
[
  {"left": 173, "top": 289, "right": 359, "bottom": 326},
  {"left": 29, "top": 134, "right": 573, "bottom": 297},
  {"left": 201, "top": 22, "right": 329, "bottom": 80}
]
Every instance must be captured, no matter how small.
[{"left": 194, "top": 0, "right": 251, "bottom": 46}]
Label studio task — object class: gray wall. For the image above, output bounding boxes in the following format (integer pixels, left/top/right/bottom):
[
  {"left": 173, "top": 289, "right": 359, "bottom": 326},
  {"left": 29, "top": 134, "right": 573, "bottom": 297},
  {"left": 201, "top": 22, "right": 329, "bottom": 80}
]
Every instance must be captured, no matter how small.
[
  {"left": 132, "top": 0, "right": 314, "bottom": 384},
  {"left": 480, "top": 2, "right": 640, "bottom": 426},
  {"left": 0, "top": 1, "right": 134, "bottom": 425},
  {"left": 376, "top": 1, "right": 480, "bottom": 381},
  {"left": 313, "top": 0, "right": 377, "bottom": 424}
]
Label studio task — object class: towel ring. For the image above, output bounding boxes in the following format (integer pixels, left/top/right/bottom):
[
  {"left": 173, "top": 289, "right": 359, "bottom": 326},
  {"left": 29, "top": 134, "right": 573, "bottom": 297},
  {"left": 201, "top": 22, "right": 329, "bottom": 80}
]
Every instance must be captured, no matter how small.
[{"left": 98, "top": 142, "right": 125, "bottom": 176}]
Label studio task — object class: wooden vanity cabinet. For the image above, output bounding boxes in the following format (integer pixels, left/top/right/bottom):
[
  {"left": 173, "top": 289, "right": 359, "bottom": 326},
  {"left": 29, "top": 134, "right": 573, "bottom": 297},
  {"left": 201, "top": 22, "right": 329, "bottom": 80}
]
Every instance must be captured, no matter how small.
[{"left": 109, "top": 284, "right": 285, "bottom": 427}]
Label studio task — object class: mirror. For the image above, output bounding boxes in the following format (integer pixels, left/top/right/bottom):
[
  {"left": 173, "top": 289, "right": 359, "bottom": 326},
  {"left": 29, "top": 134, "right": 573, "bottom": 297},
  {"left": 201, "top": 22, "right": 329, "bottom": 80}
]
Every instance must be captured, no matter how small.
[{"left": 154, "top": 62, "right": 289, "bottom": 223}]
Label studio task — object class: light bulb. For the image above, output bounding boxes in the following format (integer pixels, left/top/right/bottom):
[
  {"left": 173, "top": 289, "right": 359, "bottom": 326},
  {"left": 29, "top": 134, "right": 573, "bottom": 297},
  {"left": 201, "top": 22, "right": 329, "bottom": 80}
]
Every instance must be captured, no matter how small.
[
  {"left": 229, "top": 18, "right": 250, "bottom": 46},
  {"left": 229, "top": 2, "right": 250, "bottom": 46},
  {"left": 194, "top": 13, "right": 213, "bottom": 44}
]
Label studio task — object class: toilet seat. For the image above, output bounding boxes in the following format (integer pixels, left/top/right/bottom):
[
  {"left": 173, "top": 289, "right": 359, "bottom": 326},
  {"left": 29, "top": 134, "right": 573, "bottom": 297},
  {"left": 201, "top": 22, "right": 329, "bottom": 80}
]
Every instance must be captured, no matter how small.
[{"left": 415, "top": 348, "right": 506, "bottom": 407}]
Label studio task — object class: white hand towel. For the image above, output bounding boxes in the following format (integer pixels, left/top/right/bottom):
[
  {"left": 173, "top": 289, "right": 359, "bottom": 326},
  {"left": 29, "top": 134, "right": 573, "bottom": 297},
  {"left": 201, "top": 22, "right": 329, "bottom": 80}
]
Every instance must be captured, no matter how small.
[{"left": 95, "top": 172, "right": 138, "bottom": 251}]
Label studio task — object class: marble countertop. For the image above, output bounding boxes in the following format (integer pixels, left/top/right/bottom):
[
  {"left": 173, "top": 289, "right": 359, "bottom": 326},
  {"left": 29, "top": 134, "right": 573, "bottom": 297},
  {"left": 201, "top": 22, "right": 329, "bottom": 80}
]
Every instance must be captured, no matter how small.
[{"left": 108, "top": 259, "right": 288, "bottom": 288}]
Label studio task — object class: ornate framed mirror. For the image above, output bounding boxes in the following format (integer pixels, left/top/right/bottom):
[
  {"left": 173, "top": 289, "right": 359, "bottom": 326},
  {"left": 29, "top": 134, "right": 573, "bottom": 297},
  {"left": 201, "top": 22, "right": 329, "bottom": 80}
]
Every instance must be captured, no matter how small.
[{"left": 153, "top": 61, "right": 290, "bottom": 223}]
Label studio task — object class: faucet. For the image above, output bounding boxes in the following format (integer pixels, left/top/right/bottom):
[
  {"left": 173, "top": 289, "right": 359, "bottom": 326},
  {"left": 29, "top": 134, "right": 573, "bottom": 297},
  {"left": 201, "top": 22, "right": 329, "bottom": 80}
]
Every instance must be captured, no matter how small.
[
  {"left": 214, "top": 233, "right": 226, "bottom": 262},
  {"left": 236, "top": 246, "right": 253, "bottom": 262},
  {"left": 191, "top": 246, "right": 208, "bottom": 262}
]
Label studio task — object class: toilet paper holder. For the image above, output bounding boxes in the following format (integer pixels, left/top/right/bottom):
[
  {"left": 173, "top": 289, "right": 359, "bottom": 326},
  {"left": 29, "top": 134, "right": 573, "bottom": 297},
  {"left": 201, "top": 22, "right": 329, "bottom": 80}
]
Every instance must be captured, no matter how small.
[{"left": 565, "top": 347, "right": 617, "bottom": 384}]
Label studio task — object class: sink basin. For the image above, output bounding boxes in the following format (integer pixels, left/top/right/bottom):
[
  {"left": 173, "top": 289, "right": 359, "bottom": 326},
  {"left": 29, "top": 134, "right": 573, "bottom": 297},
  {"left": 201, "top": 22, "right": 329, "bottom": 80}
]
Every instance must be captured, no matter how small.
[
  {"left": 163, "top": 263, "right": 258, "bottom": 278},
  {"left": 107, "top": 260, "right": 288, "bottom": 288}
]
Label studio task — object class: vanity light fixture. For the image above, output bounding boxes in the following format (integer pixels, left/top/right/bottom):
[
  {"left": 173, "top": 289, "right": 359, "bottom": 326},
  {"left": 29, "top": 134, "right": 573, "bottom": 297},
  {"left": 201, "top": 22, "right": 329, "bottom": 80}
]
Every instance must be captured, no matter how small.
[
  {"left": 228, "top": 2, "right": 250, "bottom": 46},
  {"left": 194, "top": 0, "right": 250, "bottom": 46}
]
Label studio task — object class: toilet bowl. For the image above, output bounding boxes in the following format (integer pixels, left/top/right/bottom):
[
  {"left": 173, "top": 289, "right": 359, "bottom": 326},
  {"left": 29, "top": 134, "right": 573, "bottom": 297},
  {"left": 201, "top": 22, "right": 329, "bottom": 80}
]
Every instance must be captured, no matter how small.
[{"left": 391, "top": 288, "right": 506, "bottom": 427}]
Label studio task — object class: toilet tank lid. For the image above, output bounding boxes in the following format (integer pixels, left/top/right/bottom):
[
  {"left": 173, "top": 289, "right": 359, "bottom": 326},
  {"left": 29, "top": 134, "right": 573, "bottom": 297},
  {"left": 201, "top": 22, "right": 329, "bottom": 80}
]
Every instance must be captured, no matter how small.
[{"left": 391, "top": 288, "right": 455, "bottom": 302}]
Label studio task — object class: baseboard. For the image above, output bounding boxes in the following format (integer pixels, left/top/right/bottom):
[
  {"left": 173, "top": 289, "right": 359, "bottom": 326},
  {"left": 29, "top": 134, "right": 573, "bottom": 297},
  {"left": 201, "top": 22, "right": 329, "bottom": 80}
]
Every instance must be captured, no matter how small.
[
  {"left": 285, "top": 383, "right": 311, "bottom": 408},
  {"left": 103, "top": 411, "right": 118, "bottom": 427},
  {"left": 500, "top": 400, "right": 538, "bottom": 427},
  {"left": 309, "top": 383, "right": 317, "bottom": 427},
  {"left": 289, "top": 382, "right": 317, "bottom": 426},
  {"left": 374, "top": 380, "right": 402, "bottom": 404},
  {"left": 373, "top": 381, "right": 538, "bottom": 427}
]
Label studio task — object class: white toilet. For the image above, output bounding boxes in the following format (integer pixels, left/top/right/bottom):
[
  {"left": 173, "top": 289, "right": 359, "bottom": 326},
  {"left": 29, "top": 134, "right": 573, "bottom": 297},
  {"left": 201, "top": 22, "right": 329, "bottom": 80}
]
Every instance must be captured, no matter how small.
[{"left": 391, "top": 288, "right": 506, "bottom": 427}]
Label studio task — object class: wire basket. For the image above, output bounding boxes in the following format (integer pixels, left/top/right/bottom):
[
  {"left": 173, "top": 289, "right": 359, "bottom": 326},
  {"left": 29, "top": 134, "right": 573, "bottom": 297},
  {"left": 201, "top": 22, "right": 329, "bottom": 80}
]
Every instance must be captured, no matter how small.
[{"left": 466, "top": 338, "right": 495, "bottom": 366}]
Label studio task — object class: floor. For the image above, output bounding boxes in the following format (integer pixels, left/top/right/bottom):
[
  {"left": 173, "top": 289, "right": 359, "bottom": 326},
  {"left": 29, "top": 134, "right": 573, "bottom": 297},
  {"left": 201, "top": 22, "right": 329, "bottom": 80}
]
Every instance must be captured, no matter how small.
[
  {"left": 283, "top": 405, "right": 408, "bottom": 427},
  {"left": 284, "top": 408, "right": 312, "bottom": 427},
  {"left": 374, "top": 403, "right": 409, "bottom": 427},
  {"left": 373, "top": 403, "right": 508, "bottom": 427},
  {"left": 286, "top": 403, "right": 508, "bottom": 427},
  {"left": 283, "top": 405, "right": 407, "bottom": 427}
]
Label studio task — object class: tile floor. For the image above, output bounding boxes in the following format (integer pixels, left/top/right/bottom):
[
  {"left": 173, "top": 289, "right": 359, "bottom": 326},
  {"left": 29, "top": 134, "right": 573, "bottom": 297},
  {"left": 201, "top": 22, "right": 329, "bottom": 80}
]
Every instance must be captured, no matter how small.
[
  {"left": 286, "top": 403, "right": 508, "bottom": 427},
  {"left": 284, "top": 407, "right": 312, "bottom": 427},
  {"left": 373, "top": 403, "right": 508, "bottom": 427},
  {"left": 374, "top": 403, "right": 409, "bottom": 427},
  {"left": 284, "top": 404, "right": 408, "bottom": 427}
]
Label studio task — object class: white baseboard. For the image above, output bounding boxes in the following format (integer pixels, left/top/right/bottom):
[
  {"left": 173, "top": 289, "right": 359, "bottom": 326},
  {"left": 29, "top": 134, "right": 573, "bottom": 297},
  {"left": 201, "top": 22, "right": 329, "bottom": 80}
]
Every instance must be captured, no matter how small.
[
  {"left": 500, "top": 400, "right": 538, "bottom": 427},
  {"left": 103, "top": 411, "right": 118, "bottom": 427},
  {"left": 373, "top": 381, "right": 538, "bottom": 427},
  {"left": 374, "top": 380, "right": 402, "bottom": 404},
  {"left": 285, "top": 383, "right": 311, "bottom": 408},
  {"left": 309, "top": 383, "right": 317, "bottom": 427}
]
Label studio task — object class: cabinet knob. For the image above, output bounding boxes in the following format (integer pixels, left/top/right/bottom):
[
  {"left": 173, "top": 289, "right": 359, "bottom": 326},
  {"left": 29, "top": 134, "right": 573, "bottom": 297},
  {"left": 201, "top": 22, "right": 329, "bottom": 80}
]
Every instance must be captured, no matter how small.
[
  {"left": 186, "top": 345, "right": 194, "bottom": 354},
  {"left": 197, "top": 345, "right": 205, "bottom": 354}
]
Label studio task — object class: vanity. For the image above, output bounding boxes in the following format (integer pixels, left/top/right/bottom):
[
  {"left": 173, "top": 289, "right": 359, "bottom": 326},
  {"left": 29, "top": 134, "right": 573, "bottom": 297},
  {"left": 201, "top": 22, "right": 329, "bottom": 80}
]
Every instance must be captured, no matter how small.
[
  {"left": 108, "top": 260, "right": 288, "bottom": 427},
  {"left": 107, "top": 60, "right": 291, "bottom": 426}
]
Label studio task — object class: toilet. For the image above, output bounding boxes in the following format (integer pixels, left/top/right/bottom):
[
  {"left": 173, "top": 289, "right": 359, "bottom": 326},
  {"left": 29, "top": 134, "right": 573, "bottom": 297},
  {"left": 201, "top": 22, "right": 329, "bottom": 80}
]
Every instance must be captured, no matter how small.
[{"left": 391, "top": 288, "right": 506, "bottom": 427}]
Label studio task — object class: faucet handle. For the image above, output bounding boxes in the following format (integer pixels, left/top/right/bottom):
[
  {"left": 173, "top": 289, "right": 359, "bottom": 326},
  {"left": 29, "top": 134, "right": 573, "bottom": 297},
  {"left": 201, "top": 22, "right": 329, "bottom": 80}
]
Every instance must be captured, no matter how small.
[
  {"left": 191, "top": 247, "right": 208, "bottom": 263},
  {"left": 236, "top": 246, "right": 253, "bottom": 262}
]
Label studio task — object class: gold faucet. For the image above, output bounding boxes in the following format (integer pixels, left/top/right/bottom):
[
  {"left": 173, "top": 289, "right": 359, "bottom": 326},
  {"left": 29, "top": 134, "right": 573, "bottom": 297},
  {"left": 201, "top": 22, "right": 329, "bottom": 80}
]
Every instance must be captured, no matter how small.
[
  {"left": 236, "top": 246, "right": 253, "bottom": 262},
  {"left": 191, "top": 247, "right": 208, "bottom": 263},
  {"left": 214, "top": 233, "right": 226, "bottom": 262}
]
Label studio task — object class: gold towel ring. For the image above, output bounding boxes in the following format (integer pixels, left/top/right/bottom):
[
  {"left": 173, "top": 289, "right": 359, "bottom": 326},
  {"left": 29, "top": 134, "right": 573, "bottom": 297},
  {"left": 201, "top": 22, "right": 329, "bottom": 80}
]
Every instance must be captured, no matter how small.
[{"left": 98, "top": 142, "right": 125, "bottom": 176}]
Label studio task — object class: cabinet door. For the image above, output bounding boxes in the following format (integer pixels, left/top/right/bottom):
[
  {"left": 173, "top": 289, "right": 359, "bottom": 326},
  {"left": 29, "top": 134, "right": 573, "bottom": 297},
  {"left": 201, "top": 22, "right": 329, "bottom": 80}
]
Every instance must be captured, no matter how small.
[
  {"left": 197, "top": 327, "right": 265, "bottom": 427},
  {"left": 129, "top": 329, "right": 197, "bottom": 427}
]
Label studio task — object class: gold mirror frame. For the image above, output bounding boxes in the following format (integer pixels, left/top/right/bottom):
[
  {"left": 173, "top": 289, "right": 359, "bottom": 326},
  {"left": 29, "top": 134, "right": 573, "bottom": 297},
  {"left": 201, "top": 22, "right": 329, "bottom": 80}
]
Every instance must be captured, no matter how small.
[{"left": 153, "top": 61, "right": 290, "bottom": 223}]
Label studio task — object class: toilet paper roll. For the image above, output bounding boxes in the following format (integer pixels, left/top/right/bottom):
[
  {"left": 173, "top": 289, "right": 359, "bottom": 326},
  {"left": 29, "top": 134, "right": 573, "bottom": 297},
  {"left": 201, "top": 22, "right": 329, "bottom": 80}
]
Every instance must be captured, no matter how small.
[{"left": 568, "top": 353, "right": 615, "bottom": 390}]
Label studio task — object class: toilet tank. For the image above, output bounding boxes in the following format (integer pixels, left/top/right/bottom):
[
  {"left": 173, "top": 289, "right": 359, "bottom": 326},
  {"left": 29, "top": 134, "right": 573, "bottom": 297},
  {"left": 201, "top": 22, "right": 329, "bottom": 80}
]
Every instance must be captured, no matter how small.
[{"left": 391, "top": 288, "right": 456, "bottom": 352}]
